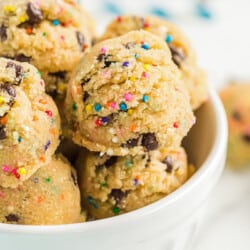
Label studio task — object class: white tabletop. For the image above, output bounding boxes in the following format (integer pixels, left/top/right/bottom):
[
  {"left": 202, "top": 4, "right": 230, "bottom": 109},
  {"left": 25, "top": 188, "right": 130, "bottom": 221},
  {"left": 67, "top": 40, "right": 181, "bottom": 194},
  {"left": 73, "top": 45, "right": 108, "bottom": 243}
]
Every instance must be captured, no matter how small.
[{"left": 80, "top": 1, "right": 250, "bottom": 249}]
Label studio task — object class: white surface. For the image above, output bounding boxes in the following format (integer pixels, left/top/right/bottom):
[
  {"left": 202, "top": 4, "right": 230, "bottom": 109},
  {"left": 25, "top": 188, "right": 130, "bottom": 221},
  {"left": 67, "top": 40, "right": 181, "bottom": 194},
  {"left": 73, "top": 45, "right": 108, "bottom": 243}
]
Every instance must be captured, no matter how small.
[{"left": 194, "top": 169, "right": 250, "bottom": 250}]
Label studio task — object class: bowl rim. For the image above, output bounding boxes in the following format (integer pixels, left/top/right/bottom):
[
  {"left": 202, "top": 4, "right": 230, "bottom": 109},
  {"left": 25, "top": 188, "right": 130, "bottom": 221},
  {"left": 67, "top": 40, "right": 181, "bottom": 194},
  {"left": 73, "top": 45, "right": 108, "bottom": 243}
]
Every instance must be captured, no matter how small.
[{"left": 0, "top": 89, "right": 228, "bottom": 234}]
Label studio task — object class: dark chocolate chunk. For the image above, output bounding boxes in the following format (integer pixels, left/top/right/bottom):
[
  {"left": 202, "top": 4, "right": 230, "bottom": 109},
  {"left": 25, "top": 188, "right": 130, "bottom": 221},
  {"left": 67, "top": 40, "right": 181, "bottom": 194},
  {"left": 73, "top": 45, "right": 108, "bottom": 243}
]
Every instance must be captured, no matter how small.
[
  {"left": 26, "top": 2, "right": 44, "bottom": 25},
  {"left": 104, "top": 58, "right": 115, "bottom": 68},
  {"left": 81, "top": 77, "right": 91, "bottom": 86},
  {"left": 0, "top": 24, "right": 7, "bottom": 41},
  {"left": 242, "top": 134, "right": 250, "bottom": 143},
  {"left": 162, "top": 155, "right": 173, "bottom": 173},
  {"left": 96, "top": 156, "right": 118, "bottom": 171},
  {"left": 110, "top": 189, "right": 128, "bottom": 204},
  {"left": 14, "top": 54, "right": 32, "bottom": 63},
  {"left": 6, "top": 62, "right": 24, "bottom": 85},
  {"left": 97, "top": 53, "right": 105, "bottom": 62},
  {"left": 76, "top": 31, "right": 85, "bottom": 51},
  {"left": 97, "top": 54, "right": 116, "bottom": 68},
  {"left": 71, "top": 171, "right": 78, "bottom": 186},
  {"left": 0, "top": 125, "right": 7, "bottom": 140},
  {"left": 83, "top": 91, "right": 90, "bottom": 102},
  {"left": 125, "top": 42, "right": 135, "bottom": 49},
  {"left": 141, "top": 133, "right": 158, "bottom": 151},
  {"left": 145, "top": 154, "right": 151, "bottom": 168},
  {"left": 2, "top": 83, "right": 16, "bottom": 98},
  {"left": 169, "top": 44, "right": 185, "bottom": 67},
  {"left": 122, "top": 137, "right": 139, "bottom": 148},
  {"left": 5, "top": 214, "right": 20, "bottom": 223},
  {"left": 232, "top": 111, "right": 241, "bottom": 121},
  {"left": 104, "top": 156, "right": 118, "bottom": 168}
]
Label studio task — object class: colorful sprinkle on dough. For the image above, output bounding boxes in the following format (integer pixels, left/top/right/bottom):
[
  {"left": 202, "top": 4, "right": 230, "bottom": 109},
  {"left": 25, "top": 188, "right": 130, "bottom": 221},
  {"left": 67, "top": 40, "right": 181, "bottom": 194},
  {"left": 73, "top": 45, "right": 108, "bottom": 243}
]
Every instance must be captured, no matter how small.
[
  {"left": 119, "top": 102, "right": 127, "bottom": 111},
  {"left": 165, "top": 34, "right": 173, "bottom": 43}
]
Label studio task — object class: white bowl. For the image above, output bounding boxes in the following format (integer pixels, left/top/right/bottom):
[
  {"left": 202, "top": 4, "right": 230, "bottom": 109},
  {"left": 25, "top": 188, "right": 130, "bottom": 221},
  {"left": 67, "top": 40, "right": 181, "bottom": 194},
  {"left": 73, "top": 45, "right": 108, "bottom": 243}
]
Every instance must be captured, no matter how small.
[{"left": 0, "top": 89, "right": 227, "bottom": 250}]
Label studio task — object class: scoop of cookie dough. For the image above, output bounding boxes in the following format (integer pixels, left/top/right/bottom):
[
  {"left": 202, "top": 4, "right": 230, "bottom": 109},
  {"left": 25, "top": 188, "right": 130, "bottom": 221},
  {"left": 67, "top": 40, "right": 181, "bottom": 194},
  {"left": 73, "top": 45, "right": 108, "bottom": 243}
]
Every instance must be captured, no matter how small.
[
  {"left": 66, "top": 30, "right": 195, "bottom": 156},
  {"left": 77, "top": 147, "right": 192, "bottom": 219},
  {"left": 220, "top": 83, "right": 250, "bottom": 168},
  {"left": 99, "top": 15, "right": 207, "bottom": 110},
  {"left": 0, "top": 0, "right": 95, "bottom": 98},
  {"left": 0, "top": 156, "right": 83, "bottom": 225},
  {"left": 0, "top": 58, "right": 60, "bottom": 188}
]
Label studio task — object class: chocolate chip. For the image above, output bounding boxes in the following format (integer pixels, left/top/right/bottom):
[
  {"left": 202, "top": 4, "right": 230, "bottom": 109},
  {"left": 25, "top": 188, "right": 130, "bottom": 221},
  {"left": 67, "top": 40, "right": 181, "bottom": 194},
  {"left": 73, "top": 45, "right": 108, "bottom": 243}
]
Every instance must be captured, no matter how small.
[
  {"left": 97, "top": 54, "right": 116, "bottom": 68},
  {"left": 125, "top": 42, "right": 135, "bottom": 49},
  {"left": 104, "top": 156, "right": 118, "bottom": 167},
  {"left": 104, "top": 59, "right": 115, "bottom": 68},
  {"left": 0, "top": 125, "right": 7, "bottom": 140},
  {"left": 76, "top": 31, "right": 85, "bottom": 51},
  {"left": 48, "top": 71, "right": 67, "bottom": 80},
  {"left": 96, "top": 156, "right": 118, "bottom": 171},
  {"left": 5, "top": 214, "right": 20, "bottom": 223},
  {"left": 141, "top": 133, "right": 158, "bottom": 151},
  {"left": 145, "top": 154, "right": 151, "bottom": 168},
  {"left": 6, "top": 62, "right": 24, "bottom": 85},
  {"left": 242, "top": 134, "right": 250, "bottom": 143},
  {"left": 162, "top": 155, "right": 173, "bottom": 173},
  {"left": 232, "top": 111, "right": 241, "bottom": 121},
  {"left": 0, "top": 25, "right": 7, "bottom": 41},
  {"left": 169, "top": 44, "right": 185, "bottom": 67},
  {"left": 1, "top": 83, "right": 16, "bottom": 98},
  {"left": 14, "top": 54, "right": 32, "bottom": 63},
  {"left": 110, "top": 189, "right": 128, "bottom": 205},
  {"left": 83, "top": 91, "right": 90, "bottom": 102},
  {"left": 122, "top": 137, "right": 139, "bottom": 148},
  {"left": 97, "top": 53, "right": 105, "bottom": 62},
  {"left": 71, "top": 171, "right": 78, "bottom": 186},
  {"left": 81, "top": 77, "right": 91, "bottom": 86},
  {"left": 26, "top": 2, "right": 44, "bottom": 25}
]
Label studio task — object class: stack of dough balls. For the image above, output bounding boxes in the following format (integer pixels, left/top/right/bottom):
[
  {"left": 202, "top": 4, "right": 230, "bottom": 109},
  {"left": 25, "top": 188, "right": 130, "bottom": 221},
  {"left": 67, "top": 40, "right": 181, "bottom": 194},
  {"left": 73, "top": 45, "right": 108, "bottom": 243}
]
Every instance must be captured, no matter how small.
[
  {"left": 66, "top": 29, "right": 204, "bottom": 219},
  {"left": 0, "top": 0, "right": 93, "bottom": 225},
  {"left": 0, "top": 57, "right": 82, "bottom": 225},
  {"left": 0, "top": 0, "right": 207, "bottom": 223}
]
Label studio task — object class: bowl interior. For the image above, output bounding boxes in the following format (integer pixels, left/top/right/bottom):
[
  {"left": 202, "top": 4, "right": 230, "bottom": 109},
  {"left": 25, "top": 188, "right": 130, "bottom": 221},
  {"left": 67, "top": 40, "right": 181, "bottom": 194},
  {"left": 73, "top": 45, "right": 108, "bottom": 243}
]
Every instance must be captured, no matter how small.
[{"left": 183, "top": 98, "right": 217, "bottom": 168}]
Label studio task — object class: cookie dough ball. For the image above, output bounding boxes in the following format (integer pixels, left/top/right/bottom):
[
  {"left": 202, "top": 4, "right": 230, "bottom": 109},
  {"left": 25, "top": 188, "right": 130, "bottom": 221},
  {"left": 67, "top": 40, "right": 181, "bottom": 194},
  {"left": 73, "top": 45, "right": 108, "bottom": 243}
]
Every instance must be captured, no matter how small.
[
  {"left": 220, "top": 83, "right": 250, "bottom": 168},
  {"left": 99, "top": 15, "right": 207, "bottom": 110},
  {"left": 0, "top": 0, "right": 95, "bottom": 98},
  {"left": 66, "top": 30, "right": 195, "bottom": 156},
  {"left": 0, "top": 58, "right": 60, "bottom": 188},
  {"left": 77, "top": 147, "right": 192, "bottom": 219},
  {"left": 0, "top": 156, "right": 83, "bottom": 225}
]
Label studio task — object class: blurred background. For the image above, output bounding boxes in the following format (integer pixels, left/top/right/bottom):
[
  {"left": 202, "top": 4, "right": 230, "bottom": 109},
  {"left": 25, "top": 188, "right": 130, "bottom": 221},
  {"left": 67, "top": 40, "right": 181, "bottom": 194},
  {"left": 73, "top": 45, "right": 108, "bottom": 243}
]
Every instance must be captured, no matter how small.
[{"left": 80, "top": 0, "right": 250, "bottom": 249}]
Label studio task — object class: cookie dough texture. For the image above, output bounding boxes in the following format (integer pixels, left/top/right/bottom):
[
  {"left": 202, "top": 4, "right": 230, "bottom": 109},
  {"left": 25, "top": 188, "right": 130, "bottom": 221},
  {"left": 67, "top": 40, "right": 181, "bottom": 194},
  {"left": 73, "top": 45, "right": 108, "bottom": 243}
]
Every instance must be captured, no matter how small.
[
  {"left": 220, "top": 83, "right": 250, "bottom": 168},
  {"left": 66, "top": 30, "right": 195, "bottom": 156},
  {"left": 77, "top": 147, "right": 191, "bottom": 219},
  {"left": 0, "top": 0, "right": 95, "bottom": 98},
  {"left": 99, "top": 15, "right": 207, "bottom": 110},
  {"left": 0, "top": 58, "right": 60, "bottom": 188},
  {"left": 0, "top": 156, "right": 83, "bottom": 225}
]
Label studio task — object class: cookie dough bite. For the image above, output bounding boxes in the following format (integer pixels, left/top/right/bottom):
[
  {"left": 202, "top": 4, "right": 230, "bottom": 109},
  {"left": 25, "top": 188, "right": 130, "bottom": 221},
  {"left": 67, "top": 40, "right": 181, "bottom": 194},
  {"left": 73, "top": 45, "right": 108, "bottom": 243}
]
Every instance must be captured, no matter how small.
[
  {"left": 0, "top": 58, "right": 60, "bottom": 188},
  {"left": 77, "top": 147, "right": 191, "bottom": 219},
  {"left": 0, "top": 0, "right": 95, "bottom": 99},
  {"left": 99, "top": 15, "right": 207, "bottom": 110},
  {"left": 0, "top": 156, "right": 83, "bottom": 225},
  {"left": 66, "top": 30, "right": 195, "bottom": 156},
  {"left": 220, "top": 83, "right": 250, "bottom": 168}
]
